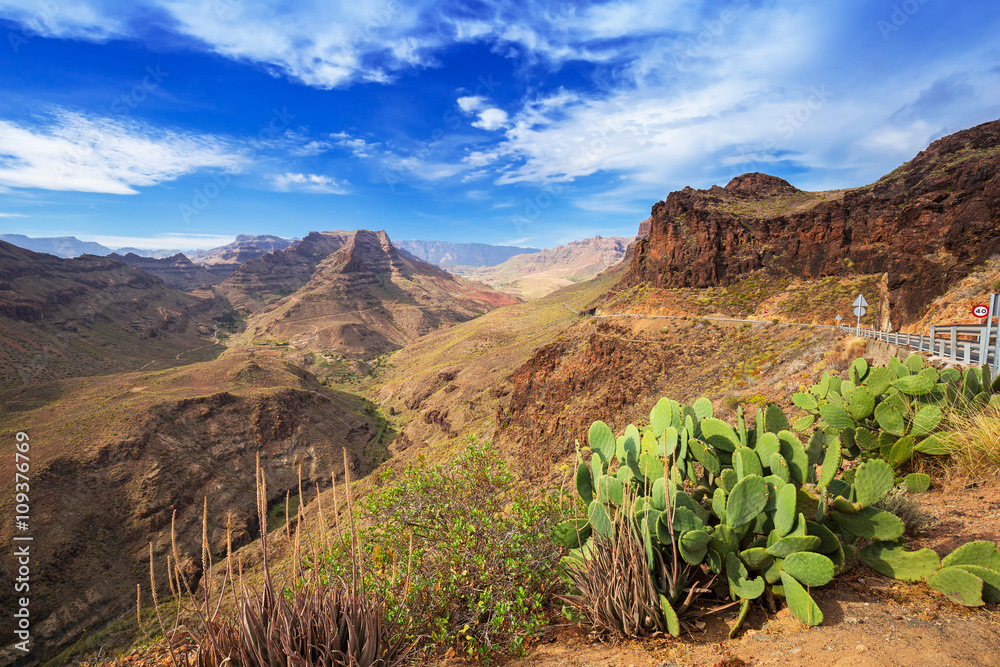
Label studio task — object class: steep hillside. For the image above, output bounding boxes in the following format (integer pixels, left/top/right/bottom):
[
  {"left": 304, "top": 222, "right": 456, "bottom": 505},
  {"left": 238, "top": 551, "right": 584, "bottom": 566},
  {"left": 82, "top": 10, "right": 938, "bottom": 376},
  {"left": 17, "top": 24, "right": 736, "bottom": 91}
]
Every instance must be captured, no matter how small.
[
  {"left": 215, "top": 231, "right": 353, "bottom": 310},
  {"left": 189, "top": 234, "right": 298, "bottom": 280},
  {"left": 0, "top": 241, "right": 227, "bottom": 384},
  {"left": 372, "top": 263, "right": 627, "bottom": 454},
  {"left": 625, "top": 119, "right": 1000, "bottom": 326},
  {"left": 456, "top": 235, "right": 631, "bottom": 299},
  {"left": 107, "top": 252, "right": 221, "bottom": 290},
  {"left": 396, "top": 239, "right": 541, "bottom": 267},
  {"left": 0, "top": 348, "right": 383, "bottom": 663},
  {"left": 0, "top": 234, "right": 112, "bottom": 257},
  {"left": 240, "top": 230, "right": 519, "bottom": 358},
  {"left": 373, "top": 258, "right": 846, "bottom": 481}
]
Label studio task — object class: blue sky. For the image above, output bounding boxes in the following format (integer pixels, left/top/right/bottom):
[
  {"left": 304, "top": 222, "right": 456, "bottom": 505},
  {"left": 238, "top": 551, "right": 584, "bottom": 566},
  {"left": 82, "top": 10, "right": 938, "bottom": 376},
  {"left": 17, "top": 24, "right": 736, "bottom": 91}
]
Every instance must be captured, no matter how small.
[{"left": 0, "top": 0, "right": 997, "bottom": 251}]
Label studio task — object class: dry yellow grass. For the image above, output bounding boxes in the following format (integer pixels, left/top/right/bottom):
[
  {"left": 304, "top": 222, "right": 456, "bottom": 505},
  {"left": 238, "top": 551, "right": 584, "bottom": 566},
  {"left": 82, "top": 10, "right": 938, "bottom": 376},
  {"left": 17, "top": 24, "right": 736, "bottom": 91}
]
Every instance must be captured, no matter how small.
[{"left": 944, "top": 401, "right": 1000, "bottom": 478}]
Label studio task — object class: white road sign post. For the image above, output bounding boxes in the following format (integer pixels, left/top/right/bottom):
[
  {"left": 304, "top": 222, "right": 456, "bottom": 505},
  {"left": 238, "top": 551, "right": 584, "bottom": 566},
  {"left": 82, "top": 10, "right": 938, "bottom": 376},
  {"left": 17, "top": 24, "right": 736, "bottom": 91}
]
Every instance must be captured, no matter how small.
[
  {"left": 852, "top": 295, "right": 868, "bottom": 335},
  {"left": 835, "top": 314, "right": 842, "bottom": 327}
]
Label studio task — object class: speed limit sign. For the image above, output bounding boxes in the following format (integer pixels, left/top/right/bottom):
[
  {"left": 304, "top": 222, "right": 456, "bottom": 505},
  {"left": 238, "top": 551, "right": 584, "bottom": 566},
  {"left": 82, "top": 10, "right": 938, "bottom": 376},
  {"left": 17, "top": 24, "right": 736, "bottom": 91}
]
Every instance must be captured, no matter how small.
[{"left": 973, "top": 304, "right": 989, "bottom": 318}]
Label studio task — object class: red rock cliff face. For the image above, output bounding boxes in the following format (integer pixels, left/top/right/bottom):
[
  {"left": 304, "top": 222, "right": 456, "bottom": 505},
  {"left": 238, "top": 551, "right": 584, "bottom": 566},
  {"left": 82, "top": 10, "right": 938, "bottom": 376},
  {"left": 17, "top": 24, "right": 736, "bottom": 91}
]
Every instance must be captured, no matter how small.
[{"left": 623, "top": 120, "right": 1000, "bottom": 324}]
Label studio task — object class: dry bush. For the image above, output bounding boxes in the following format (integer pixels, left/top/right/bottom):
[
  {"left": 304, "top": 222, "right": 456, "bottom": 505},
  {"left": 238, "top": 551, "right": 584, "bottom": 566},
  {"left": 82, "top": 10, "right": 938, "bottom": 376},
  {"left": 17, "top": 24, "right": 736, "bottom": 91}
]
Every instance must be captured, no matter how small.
[
  {"left": 875, "top": 487, "right": 938, "bottom": 536},
  {"left": 944, "top": 401, "right": 1000, "bottom": 479},
  {"left": 558, "top": 489, "right": 726, "bottom": 638},
  {"left": 141, "top": 451, "right": 411, "bottom": 667}
]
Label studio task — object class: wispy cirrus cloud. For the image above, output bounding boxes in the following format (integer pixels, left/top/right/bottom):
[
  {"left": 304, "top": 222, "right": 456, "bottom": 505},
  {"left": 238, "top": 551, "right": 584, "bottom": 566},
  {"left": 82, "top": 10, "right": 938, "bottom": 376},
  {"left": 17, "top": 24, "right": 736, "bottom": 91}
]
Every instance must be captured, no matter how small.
[{"left": 0, "top": 110, "right": 246, "bottom": 194}]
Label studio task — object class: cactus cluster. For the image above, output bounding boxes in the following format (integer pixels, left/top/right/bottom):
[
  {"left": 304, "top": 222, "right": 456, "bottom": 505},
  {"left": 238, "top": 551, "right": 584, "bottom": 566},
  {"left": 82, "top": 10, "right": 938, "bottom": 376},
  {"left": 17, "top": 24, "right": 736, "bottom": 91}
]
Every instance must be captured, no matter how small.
[
  {"left": 555, "top": 394, "right": 914, "bottom": 636},
  {"left": 792, "top": 356, "right": 1000, "bottom": 474},
  {"left": 555, "top": 355, "right": 1000, "bottom": 637}
]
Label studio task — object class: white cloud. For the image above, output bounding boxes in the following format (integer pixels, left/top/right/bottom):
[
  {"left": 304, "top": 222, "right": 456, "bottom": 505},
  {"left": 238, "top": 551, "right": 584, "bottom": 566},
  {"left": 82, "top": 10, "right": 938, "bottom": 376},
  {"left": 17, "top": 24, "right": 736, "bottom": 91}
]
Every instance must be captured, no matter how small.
[
  {"left": 0, "top": 1, "right": 699, "bottom": 89},
  {"left": 0, "top": 111, "right": 245, "bottom": 194},
  {"left": 334, "top": 134, "right": 378, "bottom": 158},
  {"left": 0, "top": 212, "right": 27, "bottom": 217},
  {"left": 81, "top": 233, "right": 236, "bottom": 250},
  {"left": 269, "top": 173, "right": 349, "bottom": 194},
  {"left": 457, "top": 96, "right": 487, "bottom": 113},
  {"left": 471, "top": 108, "right": 509, "bottom": 131},
  {"left": 464, "top": 150, "right": 499, "bottom": 167}
]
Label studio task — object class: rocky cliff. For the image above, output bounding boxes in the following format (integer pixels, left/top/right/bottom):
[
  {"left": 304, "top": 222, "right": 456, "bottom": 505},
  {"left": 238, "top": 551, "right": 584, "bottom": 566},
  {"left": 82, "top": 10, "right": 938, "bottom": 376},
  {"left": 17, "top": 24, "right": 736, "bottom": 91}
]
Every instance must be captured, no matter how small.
[
  {"left": 189, "top": 234, "right": 298, "bottom": 280},
  {"left": 215, "top": 231, "right": 354, "bottom": 311},
  {"left": 623, "top": 119, "right": 1000, "bottom": 325},
  {"left": 107, "top": 252, "right": 220, "bottom": 290},
  {"left": 243, "top": 230, "right": 519, "bottom": 357}
]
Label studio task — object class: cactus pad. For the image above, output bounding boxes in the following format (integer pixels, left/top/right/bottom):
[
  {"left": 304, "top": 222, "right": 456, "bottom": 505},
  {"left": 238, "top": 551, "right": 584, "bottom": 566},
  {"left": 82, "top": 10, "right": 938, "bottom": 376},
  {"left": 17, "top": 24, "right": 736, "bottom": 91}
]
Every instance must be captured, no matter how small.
[
  {"left": 576, "top": 462, "right": 593, "bottom": 502},
  {"left": 782, "top": 551, "right": 835, "bottom": 587},
  {"left": 780, "top": 571, "right": 824, "bottom": 626},
  {"left": 848, "top": 385, "right": 875, "bottom": 421},
  {"left": 911, "top": 404, "right": 943, "bottom": 436},
  {"left": 857, "top": 543, "right": 940, "bottom": 582},
  {"left": 894, "top": 374, "right": 935, "bottom": 396},
  {"left": 874, "top": 402, "right": 906, "bottom": 436},
  {"left": 726, "top": 474, "right": 768, "bottom": 528},
  {"left": 588, "top": 420, "right": 616, "bottom": 465},
  {"left": 701, "top": 417, "right": 740, "bottom": 452},
  {"left": 903, "top": 473, "right": 931, "bottom": 494},
  {"left": 552, "top": 518, "right": 593, "bottom": 549},
  {"left": 766, "top": 535, "right": 821, "bottom": 557},
  {"left": 831, "top": 506, "right": 905, "bottom": 541},
  {"left": 941, "top": 541, "right": 1000, "bottom": 572},
  {"left": 927, "top": 567, "right": 985, "bottom": 607},
  {"left": 819, "top": 404, "right": 854, "bottom": 429},
  {"left": 774, "top": 483, "right": 797, "bottom": 536},
  {"left": 853, "top": 458, "right": 894, "bottom": 507},
  {"left": 587, "top": 500, "right": 614, "bottom": 538},
  {"left": 953, "top": 565, "right": 1000, "bottom": 604},
  {"left": 914, "top": 432, "right": 956, "bottom": 455}
]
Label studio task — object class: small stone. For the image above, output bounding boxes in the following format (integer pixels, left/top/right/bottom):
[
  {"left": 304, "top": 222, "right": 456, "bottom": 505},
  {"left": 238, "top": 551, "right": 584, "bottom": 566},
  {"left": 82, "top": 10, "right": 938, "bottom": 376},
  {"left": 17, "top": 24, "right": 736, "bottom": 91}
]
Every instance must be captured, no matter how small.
[
  {"left": 844, "top": 616, "right": 860, "bottom": 624},
  {"left": 753, "top": 634, "right": 770, "bottom": 642},
  {"left": 856, "top": 644, "right": 868, "bottom": 652},
  {"left": 790, "top": 648, "right": 802, "bottom": 655}
]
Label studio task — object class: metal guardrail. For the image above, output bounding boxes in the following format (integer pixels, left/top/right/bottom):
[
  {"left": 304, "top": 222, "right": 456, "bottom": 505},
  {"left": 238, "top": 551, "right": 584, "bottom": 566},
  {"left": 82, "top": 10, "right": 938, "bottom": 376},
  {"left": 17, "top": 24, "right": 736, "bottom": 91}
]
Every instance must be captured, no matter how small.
[{"left": 848, "top": 324, "right": 995, "bottom": 369}]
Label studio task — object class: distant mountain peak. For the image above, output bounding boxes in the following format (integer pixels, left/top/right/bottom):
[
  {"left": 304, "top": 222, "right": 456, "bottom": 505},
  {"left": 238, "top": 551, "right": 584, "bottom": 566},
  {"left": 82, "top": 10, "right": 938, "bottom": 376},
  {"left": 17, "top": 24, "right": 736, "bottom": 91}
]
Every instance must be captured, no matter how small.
[{"left": 397, "top": 239, "right": 542, "bottom": 268}]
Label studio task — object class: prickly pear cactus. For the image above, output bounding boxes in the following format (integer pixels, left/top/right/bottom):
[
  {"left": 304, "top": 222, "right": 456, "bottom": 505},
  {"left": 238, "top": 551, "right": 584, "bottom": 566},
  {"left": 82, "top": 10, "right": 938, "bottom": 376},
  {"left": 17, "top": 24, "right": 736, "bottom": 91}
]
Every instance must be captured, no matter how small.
[{"left": 557, "top": 386, "right": 996, "bottom": 639}]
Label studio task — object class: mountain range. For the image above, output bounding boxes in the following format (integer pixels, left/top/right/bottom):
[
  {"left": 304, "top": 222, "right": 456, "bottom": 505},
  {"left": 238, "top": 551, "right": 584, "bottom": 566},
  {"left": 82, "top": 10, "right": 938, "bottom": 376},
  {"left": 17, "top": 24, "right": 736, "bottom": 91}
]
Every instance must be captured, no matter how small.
[
  {"left": 453, "top": 235, "right": 632, "bottom": 299},
  {"left": 3, "top": 119, "right": 1000, "bottom": 665},
  {"left": 396, "top": 239, "right": 541, "bottom": 267},
  {"left": 232, "top": 229, "right": 519, "bottom": 357}
]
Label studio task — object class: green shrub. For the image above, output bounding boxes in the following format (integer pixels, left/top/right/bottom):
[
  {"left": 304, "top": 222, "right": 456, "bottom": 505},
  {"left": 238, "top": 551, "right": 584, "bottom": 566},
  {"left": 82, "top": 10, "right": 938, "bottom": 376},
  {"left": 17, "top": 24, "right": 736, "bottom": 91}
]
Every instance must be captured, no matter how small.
[{"left": 313, "top": 439, "right": 566, "bottom": 665}]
